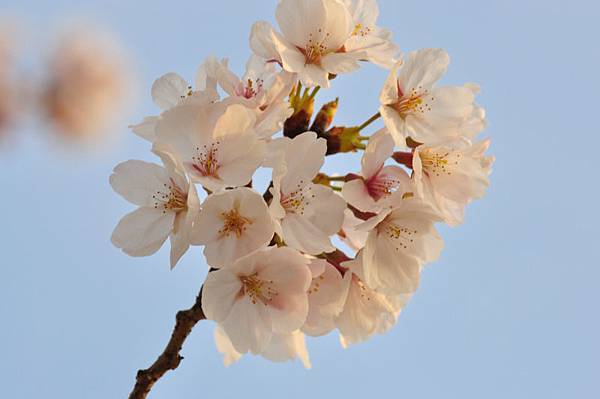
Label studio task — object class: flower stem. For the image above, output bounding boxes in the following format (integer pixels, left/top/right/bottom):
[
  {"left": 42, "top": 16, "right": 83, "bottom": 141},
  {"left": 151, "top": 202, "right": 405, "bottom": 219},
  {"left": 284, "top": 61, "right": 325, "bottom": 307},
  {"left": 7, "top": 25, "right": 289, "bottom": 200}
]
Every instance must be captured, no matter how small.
[
  {"left": 358, "top": 112, "right": 381, "bottom": 131},
  {"left": 327, "top": 175, "right": 347, "bottom": 182},
  {"left": 129, "top": 286, "right": 205, "bottom": 399}
]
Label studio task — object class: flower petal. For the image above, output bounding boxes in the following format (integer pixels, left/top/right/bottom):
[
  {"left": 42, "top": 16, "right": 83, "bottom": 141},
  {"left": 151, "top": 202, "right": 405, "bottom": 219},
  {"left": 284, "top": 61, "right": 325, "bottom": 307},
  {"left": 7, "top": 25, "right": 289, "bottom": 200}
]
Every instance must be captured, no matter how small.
[{"left": 111, "top": 207, "right": 174, "bottom": 257}]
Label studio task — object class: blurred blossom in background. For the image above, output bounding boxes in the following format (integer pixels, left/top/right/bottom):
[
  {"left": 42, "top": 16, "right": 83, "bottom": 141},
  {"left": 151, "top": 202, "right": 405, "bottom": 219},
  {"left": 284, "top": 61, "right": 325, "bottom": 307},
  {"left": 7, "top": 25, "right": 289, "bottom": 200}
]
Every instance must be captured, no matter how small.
[
  {"left": 0, "top": 18, "right": 134, "bottom": 147},
  {"left": 43, "top": 24, "right": 134, "bottom": 143},
  {"left": 0, "top": 22, "right": 22, "bottom": 135}
]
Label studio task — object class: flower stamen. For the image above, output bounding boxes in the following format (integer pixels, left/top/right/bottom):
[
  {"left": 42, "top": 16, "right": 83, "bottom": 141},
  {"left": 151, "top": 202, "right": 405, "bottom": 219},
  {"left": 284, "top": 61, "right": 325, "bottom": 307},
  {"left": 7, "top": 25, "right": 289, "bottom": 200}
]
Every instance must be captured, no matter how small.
[
  {"left": 152, "top": 179, "right": 187, "bottom": 214},
  {"left": 390, "top": 86, "right": 434, "bottom": 118},
  {"left": 240, "top": 273, "right": 278, "bottom": 305},
  {"left": 192, "top": 142, "right": 221, "bottom": 178},
  {"left": 219, "top": 207, "right": 252, "bottom": 238}
]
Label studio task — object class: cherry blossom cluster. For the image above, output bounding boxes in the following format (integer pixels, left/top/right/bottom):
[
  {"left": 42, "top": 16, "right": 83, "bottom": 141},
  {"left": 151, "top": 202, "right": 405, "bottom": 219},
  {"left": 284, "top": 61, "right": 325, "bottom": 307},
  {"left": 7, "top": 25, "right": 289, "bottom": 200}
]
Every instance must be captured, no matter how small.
[{"left": 111, "top": 0, "right": 494, "bottom": 368}]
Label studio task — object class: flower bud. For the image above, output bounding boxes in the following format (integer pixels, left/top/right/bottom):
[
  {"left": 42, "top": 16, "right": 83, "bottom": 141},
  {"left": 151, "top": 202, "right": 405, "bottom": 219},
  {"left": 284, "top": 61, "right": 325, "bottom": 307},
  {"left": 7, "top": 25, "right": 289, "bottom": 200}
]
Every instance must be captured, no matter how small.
[
  {"left": 323, "top": 126, "right": 362, "bottom": 155},
  {"left": 310, "top": 98, "right": 338, "bottom": 134}
]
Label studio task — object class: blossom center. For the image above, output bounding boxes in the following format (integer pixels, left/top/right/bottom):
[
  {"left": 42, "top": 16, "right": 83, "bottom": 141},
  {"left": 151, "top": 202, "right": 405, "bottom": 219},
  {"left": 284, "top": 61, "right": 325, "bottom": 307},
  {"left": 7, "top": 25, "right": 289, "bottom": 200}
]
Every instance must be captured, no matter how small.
[
  {"left": 352, "top": 23, "right": 371, "bottom": 37},
  {"left": 152, "top": 179, "right": 187, "bottom": 214},
  {"left": 390, "top": 86, "right": 434, "bottom": 118},
  {"left": 380, "top": 220, "right": 417, "bottom": 250},
  {"left": 192, "top": 142, "right": 220, "bottom": 178},
  {"left": 240, "top": 273, "right": 278, "bottom": 305},
  {"left": 365, "top": 170, "right": 402, "bottom": 201},
  {"left": 307, "top": 274, "right": 325, "bottom": 295},
  {"left": 419, "top": 149, "right": 460, "bottom": 177},
  {"left": 280, "top": 183, "right": 313, "bottom": 215},
  {"left": 236, "top": 78, "right": 263, "bottom": 99},
  {"left": 219, "top": 207, "right": 252, "bottom": 238},
  {"left": 179, "top": 85, "right": 193, "bottom": 100},
  {"left": 300, "top": 29, "right": 333, "bottom": 66}
]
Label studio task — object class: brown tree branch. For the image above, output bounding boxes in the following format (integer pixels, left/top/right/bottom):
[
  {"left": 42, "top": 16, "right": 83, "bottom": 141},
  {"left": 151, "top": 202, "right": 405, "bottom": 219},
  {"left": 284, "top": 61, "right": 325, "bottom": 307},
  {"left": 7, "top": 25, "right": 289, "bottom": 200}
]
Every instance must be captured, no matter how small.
[{"left": 128, "top": 287, "right": 206, "bottom": 399}]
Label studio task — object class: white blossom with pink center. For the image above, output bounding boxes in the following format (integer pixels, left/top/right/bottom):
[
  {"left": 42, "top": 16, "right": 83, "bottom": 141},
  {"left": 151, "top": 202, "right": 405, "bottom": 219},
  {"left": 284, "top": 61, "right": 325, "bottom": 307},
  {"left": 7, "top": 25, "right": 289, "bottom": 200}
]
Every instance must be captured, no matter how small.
[
  {"left": 379, "top": 48, "right": 486, "bottom": 147},
  {"left": 342, "top": 128, "right": 412, "bottom": 212},
  {"left": 110, "top": 146, "right": 200, "bottom": 268},
  {"left": 155, "top": 102, "right": 266, "bottom": 192},
  {"left": 202, "top": 246, "right": 312, "bottom": 354}
]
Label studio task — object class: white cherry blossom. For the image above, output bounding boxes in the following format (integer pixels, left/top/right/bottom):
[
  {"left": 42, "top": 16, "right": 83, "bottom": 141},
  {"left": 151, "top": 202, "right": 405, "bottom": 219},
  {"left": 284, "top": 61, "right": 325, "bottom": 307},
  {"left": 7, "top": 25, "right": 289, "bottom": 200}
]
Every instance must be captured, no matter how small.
[
  {"left": 355, "top": 195, "right": 444, "bottom": 294},
  {"left": 268, "top": 132, "right": 346, "bottom": 255},
  {"left": 336, "top": 257, "right": 410, "bottom": 347},
  {"left": 341, "top": 0, "right": 400, "bottom": 69},
  {"left": 202, "top": 246, "right": 312, "bottom": 354},
  {"left": 214, "top": 54, "right": 294, "bottom": 138},
  {"left": 110, "top": 146, "right": 200, "bottom": 268},
  {"left": 192, "top": 187, "right": 274, "bottom": 268},
  {"left": 155, "top": 102, "right": 266, "bottom": 192},
  {"left": 250, "top": 0, "right": 364, "bottom": 88},
  {"left": 413, "top": 137, "right": 494, "bottom": 226},
  {"left": 342, "top": 129, "right": 412, "bottom": 212},
  {"left": 45, "top": 27, "right": 132, "bottom": 138},
  {"left": 130, "top": 69, "right": 219, "bottom": 142},
  {"left": 303, "top": 259, "right": 352, "bottom": 336},
  {"left": 379, "top": 48, "right": 485, "bottom": 146}
]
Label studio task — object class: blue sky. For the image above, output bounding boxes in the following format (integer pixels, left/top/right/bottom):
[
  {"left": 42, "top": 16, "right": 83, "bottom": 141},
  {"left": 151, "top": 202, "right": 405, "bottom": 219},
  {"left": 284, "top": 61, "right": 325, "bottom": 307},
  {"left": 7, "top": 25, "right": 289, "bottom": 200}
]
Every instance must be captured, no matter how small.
[{"left": 1, "top": 0, "right": 599, "bottom": 398}]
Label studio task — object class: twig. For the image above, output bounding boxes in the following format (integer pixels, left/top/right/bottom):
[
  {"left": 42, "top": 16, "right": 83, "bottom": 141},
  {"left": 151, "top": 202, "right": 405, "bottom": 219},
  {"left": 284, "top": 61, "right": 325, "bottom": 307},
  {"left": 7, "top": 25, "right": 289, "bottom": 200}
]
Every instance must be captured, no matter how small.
[
  {"left": 357, "top": 112, "right": 381, "bottom": 131},
  {"left": 128, "top": 287, "right": 206, "bottom": 399}
]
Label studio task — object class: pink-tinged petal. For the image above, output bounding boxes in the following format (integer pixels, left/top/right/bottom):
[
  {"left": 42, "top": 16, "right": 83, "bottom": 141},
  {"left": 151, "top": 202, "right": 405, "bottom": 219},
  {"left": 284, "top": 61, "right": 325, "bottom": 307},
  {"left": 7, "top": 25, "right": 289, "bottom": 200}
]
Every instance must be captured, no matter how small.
[
  {"left": 282, "top": 213, "right": 335, "bottom": 255},
  {"left": 321, "top": 52, "right": 362, "bottom": 75},
  {"left": 129, "top": 116, "right": 158, "bottom": 142},
  {"left": 298, "top": 64, "right": 331, "bottom": 88},
  {"left": 340, "top": 209, "right": 369, "bottom": 251},
  {"left": 379, "top": 63, "right": 400, "bottom": 104},
  {"left": 303, "top": 262, "right": 351, "bottom": 337},
  {"left": 151, "top": 72, "right": 189, "bottom": 110},
  {"left": 307, "top": 258, "right": 327, "bottom": 278},
  {"left": 268, "top": 293, "right": 309, "bottom": 334},
  {"left": 276, "top": 0, "right": 329, "bottom": 47},
  {"left": 270, "top": 31, "right": 307, "bottom": 74},
  {"left": 362, "top": 129, "right": 395, "bottom": 178},
  {"left": 304, "top": 184, "right": 346, "bottom": 236},
  {"left": 380, "top": 104, "right": 409, "bottom": 148},
  {"left": 201, "top": 268, "right": 243, "bottom": 322},
  {"left": 111, "top": 207, "right": 174, "bottom": 257},
  {"left": 398, "top": 48, "right": 449, "bottom": 93},
  {"left": 250, "top": 21, "right": 281, "bottom": 62},
  {"left": 221, "top": 295, "right": 273, "bottom": 354},
  {"left": 342, "top": 178, "right": 377, "bottom": 212},
  {"left": 260, "top": 331, "right": 311, "bottom": 369},
  {"left": 152, "top": 143, "right": 188, "bottom": 191},
  {"left": 362, "top": 231, "right": 421, "bottom": 294},
  {"left": 259, "top": 248, "right": 312, "bottom": 293},
  {"left": 279, "top": 132, "right": 326, "bottom": 195},
  {"left": 213, "top": 103, "right": 256, "bottom": 138},
  {"left": 109, "top": 160, "right": 170, "bottom": 207},
  {"left": 168, "top": 184, "right": 200, "bottom": 268},
  {"left": 336, "top": 272, "right": 399, "bottom": 347},
  {"left": 214, "top": 326, "right": 242, "bottom": 367},
  {"left": 215, "top": 135, "right": 266, "bottom": 188}
]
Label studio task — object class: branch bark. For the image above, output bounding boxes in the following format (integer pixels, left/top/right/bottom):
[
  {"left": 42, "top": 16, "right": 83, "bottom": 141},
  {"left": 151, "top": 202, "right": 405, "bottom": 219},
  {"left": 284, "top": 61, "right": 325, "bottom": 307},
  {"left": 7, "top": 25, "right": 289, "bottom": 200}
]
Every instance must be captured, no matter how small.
[{"left": 128, "top": 287, "right": 206, "bottom": 399}]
